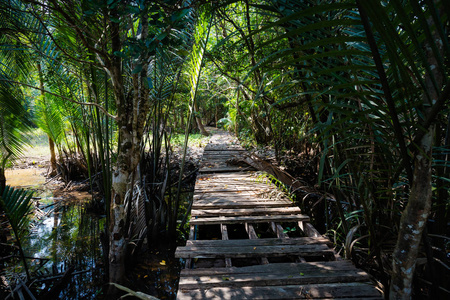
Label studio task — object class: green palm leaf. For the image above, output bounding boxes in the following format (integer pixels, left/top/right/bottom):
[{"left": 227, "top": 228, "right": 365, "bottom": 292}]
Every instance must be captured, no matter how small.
[{"left": 0, "top": 185, "right": 34, "bottom": 280}]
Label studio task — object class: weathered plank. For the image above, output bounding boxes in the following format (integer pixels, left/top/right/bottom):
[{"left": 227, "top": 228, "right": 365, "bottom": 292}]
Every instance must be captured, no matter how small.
[
  {"left": 199, "top": 166, "right": 256, "bottom": 173},
  {"left": 195, "top": 182, "right": 269, "bottom": 188},
  {"left": 175, "top": 243, "right": 334, "bottom": 259},
  {"left": 271, "top": 222, "right": 288, "bottom": 238},
  {"left": 193, "top": 193, "right": 280, "bottom": 200},
  {"left": 245, "top": 223, "right": 270, "bottom": 265},
  {"left": 299, "top": 221, "right": 322, "bottom": 238},
  {"left": 177, "top": 282, "right": 382, "bottom": 299},
  {"left": 191, "top": 207, "right": 301, "bottom": 217},
  {"left": 195, "top": 183, "right": 267, "bottom": 189},
  {"left": 192, "top": 201, "right": 292, "bottom": 209},
  {"left": 194, "top": 187, "right": 272, "bottom": 193},
  {"left": 181, "top": 261, "right": 358, "bottom": 276},
  {"left": 185, "top": 236, "right": 330, "bottom": 247},
  {"left": 204, "top": 146, "right": 245, "bottom": 151},
  {"left": 220, "top": 224, "right": 233, "bottom": 268},
  {"left": 198, "top": 172, "right": 256, "bottom": 179},
  {"left": 193, "top": 197, "right": 287, "bottom": 202},
  {"left": 194, "top": 193, "right": 272, "bottom": 200},
  {"left": 202, "top": 151, "right": 246, "bottom": 156},
  {"left": 189, "top": 214, "right": 310, "bottom": 225},
  {"left": 178, "top": 264, "right": 369, "bottom": 289},
  {"left": 193, "top": 197, "right": 285, "bottom": 204}
]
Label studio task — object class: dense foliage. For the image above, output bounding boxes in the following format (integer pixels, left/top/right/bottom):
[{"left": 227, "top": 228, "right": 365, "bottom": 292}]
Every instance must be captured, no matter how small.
[{"left": 0, "top": 0, "right": 448, "bottom": 299}]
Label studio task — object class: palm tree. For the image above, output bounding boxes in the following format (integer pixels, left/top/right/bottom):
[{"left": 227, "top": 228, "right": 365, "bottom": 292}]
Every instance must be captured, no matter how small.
[{"left": 0, "top": 0, "right": 36, "bottom": 188}]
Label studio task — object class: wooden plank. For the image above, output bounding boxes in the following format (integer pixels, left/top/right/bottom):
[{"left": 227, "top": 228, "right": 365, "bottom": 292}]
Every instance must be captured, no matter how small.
[
  {"left": 199, "top": 167, "right": 256, "bottom": 174},
  {"left": 186, "top": 237, "right": 331, "bottom": 248},
  {"left": 196, "top": 182, "right": 265, "bottom": 188},
  {"left": 220, "top": 224, "right": 233, "bottom": 268},
  {"left": 194, "top": 193, "right": 273, "bottom": 199},
  {"left": 185, "top": 225, "right": 196, "bottom": 269},
  {"left": 193, "top": 199, "right": 285, "bottom": 206},
  {"left": 177, "top": 282, "right": 382, "bottom": 299},
  {"left": 190, "top": 214, "right": 310, "bottom": 225},
  {"left": 245, "top": 223, "right": 270, "bottom": 265},
  {"left": 204, "top": 147, "right": 245, "bottom": 151},
  {"left": 195, "top": 186, "right": 271, "bottom": 192},
  {"left": 271, "top": 222, "right": 288, "bottom": 239},
  {"left": 194, "top": 188, "right": 272, "bottom": 193},
  {"left": 195, "top": 182, "right": 269, "bottom": 188},
  {"left": 193, "top": 193, "right": 282, "bottom": 200},
  {"left": 202, "top": 153, "right": 245, "bottom": 158},
  {"left": 175, "top": 244, "right": 334, "bottom": 259},
  {"left": 193, "top": 197, "right": 291, "bottom": 204},
  {"left": 192, "top": 201, "right": 293, "bottom": 209},
  {"left": 191, "top": 207, "right": 301, "bottom": 217},
  {"left": 181, "top": 261, "right": 357, "bottom": 276},
  {"left": 178, "top": 266, "right": 370, "bottom": 289},
  {"left": 198, "top": 172, "right": 256, "bottom": 179},
  {"left": 196, "top": 179, "right": 259, "bottom": 185},
  {"left": 299, "top": 221, "right": 322, "bottom": 238}
]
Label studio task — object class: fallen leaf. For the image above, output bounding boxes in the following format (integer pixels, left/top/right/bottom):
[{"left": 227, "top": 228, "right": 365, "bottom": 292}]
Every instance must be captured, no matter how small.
[{"left": 160, "top": 260, "right": 166, "bottom": 266}]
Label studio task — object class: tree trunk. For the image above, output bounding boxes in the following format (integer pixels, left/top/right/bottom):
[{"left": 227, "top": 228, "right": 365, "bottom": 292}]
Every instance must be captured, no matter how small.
[
  {"left": 390, "top": 3, "right": 444, "bottom": 297},
  {"left": 390, "top": 128, "right": 433, "bottom": 299},
  {"left": 48, "top": 135, "right": 57, "bottom": 176},
  {"left": 0, "top": 168, "right": 5, "bottom": 192},
  {"left": 37, "top": 62, "right": 58, "bottom": 176},
  {"left": 107, "top": 7, "right": 151, "bottom": 293},
  {"left": 194, "top": 102, "right": 209, "bottom": 136}
]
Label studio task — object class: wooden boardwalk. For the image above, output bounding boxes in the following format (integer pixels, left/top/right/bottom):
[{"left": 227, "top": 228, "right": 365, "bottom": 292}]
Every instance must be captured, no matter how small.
[{"left": 175, "top": 130, "right": 382, "bottom": 299}]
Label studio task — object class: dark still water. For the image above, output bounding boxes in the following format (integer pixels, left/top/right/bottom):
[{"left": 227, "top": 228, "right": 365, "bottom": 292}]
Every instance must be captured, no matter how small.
[{"left": 3, "top": 170, "right": 181, "bottom": 299}]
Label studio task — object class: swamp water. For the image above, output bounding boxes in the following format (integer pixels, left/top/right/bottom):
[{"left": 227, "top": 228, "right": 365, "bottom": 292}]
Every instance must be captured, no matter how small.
[{"left": 3, "top": 168, "right": 181, "bottom": 299}]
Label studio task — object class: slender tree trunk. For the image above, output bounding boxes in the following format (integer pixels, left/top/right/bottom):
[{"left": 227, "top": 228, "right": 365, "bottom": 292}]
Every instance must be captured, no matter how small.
[
  {"left": 215, "top": 104, "right": 218, "bottom": 127},
  {"left": 0, "top": 168, "right": 5, "bottom": 192},
  {"left": 107, "top": 8, "right": 151, "bottom": 292},
  {"left": 37, "top": 62, "right": 58, "bottom": 176},
  {"left": 235, "top": 89, "right": 239, "bottom": 136},
  {"left": 390, "top": 128, "right": 433, "bottom": 299},
  {"left": 48, "top": 136, "right": 57, "bottom": 176},
  {"left": 194, "top": 102, "right": 209, "bottom": 136},
  {"left": 180, "top": 112, "right": 184, "bottom": 129},
  {"left": 390, "top": 3, "right": 444, "bottom": 297}
]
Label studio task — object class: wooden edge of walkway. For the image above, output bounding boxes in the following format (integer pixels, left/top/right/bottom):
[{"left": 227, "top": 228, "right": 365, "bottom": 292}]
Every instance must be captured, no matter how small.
[{"left": 177, "top": 282, "right": 383, "bottom": 300}]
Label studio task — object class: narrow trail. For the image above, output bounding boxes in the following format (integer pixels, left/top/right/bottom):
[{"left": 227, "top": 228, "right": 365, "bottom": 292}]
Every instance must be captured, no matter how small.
[{"left": 175, "top": 129, "right": 382, "bottom": 299}]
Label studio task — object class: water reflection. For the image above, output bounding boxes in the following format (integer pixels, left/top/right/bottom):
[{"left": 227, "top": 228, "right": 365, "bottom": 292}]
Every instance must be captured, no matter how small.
[
  {"left": 5, "top": 187, "right": 105, "bottom": 299},
  {"left": 3, "top": 168, "right": 187, "bottom": 299}
]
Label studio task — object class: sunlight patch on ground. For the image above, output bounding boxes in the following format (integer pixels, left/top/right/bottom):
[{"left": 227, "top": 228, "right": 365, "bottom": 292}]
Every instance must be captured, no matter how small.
[{"left": 4, "top": 168, "right": 46, "bottom": 188}]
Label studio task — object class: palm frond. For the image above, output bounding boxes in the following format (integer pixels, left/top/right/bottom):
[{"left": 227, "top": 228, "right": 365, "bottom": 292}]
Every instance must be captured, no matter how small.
[{"left": 0, "top": 185, "right": 34, "bottom": 280}]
